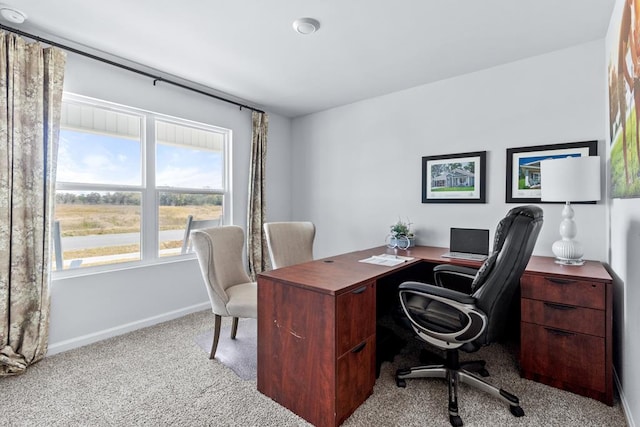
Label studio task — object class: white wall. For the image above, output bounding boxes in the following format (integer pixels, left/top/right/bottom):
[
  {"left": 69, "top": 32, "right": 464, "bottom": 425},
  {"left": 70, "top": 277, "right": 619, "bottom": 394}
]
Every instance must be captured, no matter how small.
[
  {"left": 291, "top": 42, "right": 608, "bottom": 262},
  {"left": 610, "top": 199, "right": 640, "bottom": 426},
  {"left": 48, "top": 53, "right": 292, "bottom": 354},
  {"left": 607, "top": 1, "right": 640, "bottom": 425}
]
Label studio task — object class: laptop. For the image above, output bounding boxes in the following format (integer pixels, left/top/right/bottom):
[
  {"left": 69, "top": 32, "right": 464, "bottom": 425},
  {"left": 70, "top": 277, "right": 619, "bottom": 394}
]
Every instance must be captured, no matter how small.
[{"left": 442, "top": 228, "right": 490, "bottom": 261}]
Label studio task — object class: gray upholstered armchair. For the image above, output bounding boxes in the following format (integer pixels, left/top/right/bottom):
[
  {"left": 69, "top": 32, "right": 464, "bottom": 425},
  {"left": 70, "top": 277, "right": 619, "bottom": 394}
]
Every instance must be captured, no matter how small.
[
  {"left": 192, "top": 226, "right": 257, "bottom": 359},
  {"left": 263, "top": 221, "right": 315, "bottom": 269},
  {"left": 396, "top": 206, "right": 543, "bottom": 426}
]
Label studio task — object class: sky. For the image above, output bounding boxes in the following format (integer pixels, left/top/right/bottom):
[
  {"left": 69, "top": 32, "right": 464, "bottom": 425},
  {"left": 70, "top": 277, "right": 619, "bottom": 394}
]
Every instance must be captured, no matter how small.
[
  {"left": 518, "top": 153, "right": 580, "bottom": 167},
  {"left": 57, "top": 130, "right": 224, "bottom": 189}
]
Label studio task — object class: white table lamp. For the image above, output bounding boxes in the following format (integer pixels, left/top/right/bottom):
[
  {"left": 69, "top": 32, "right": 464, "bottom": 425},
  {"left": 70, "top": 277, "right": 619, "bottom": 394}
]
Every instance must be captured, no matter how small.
[{"left": 540, "top": 156, "right": 601, "bottom": 265}]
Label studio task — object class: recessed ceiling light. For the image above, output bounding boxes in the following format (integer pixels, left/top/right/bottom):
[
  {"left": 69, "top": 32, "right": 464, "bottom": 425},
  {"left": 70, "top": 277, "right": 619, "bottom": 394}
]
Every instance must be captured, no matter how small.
[
  {"left": 292, "top": 18, "right": 320, "bottom": 35},
  {"left": 0, "top": 6, "right": 27, "bottom": 24}
]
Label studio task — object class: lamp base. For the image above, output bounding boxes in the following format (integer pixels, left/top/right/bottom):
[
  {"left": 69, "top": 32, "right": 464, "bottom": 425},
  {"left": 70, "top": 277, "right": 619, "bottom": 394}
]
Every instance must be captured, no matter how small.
[
  {"left": 554, "top": 257, "right": 585, "bottom": 266},
  {"left": 551, "top": 237, "right": 584, "bottom": 266}
]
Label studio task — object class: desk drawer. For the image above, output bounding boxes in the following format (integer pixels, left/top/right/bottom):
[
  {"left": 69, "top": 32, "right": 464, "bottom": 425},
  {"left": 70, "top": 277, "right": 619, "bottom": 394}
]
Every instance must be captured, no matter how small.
[
  {"left": 521, "top": 299, "right": 605, "bottom": 337},
  {"left": 520, "top": 275, "right": 605, "bottom": 310},
  {"left": 336, "top": 335, "right": 375, "bottom": 424},
  {"left": 336, "top": 281, "right": 376, "bottom": 356},
  {"left": 521, "top": 322, "right": 605, "bottom": 393}
]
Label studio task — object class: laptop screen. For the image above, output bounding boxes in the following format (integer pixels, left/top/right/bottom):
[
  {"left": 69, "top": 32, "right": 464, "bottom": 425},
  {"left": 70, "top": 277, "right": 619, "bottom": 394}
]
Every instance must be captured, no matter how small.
[{"left": 449, "top": 228, "right": 490, "bottom": 255}]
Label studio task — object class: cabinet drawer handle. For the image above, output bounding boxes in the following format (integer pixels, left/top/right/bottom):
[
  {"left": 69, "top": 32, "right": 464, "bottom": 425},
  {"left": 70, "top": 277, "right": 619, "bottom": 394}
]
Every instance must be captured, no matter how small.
[
  {"left": 546, "top": 278, "right": 573, "bottom": 285},
  {"left": 544, "top": 302, "right": 576, "bottom": 311},
  {"left": 352, "top": 285, "right": 367, "bottom": 294},
  {"left": 351, "top": 341, "right": 367, "bottom": 353},
  {"left": 545, "top": 327, "right": 575, "bottom": 337}
]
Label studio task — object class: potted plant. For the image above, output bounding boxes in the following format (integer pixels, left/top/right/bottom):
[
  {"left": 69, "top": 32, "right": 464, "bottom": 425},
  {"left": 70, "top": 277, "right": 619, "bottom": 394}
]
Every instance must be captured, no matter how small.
[{"left": 388, "top": 218, "right": 415, "bottom": 248}]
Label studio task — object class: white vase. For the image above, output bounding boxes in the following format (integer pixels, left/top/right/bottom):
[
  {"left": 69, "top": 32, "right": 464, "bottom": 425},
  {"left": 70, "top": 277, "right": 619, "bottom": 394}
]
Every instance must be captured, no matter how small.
[{"left": 389, "top": 235, "right": 415, "bottom": 248}]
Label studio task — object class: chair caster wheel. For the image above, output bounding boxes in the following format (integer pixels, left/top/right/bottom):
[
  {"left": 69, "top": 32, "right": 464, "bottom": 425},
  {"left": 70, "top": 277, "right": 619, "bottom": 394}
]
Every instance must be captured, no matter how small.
[
  {"left": 449, "top": 415, "right": 463, "bottom": 426},
  {"left": 478, "top": 368, "right": 490, "bottom": 377},
  {"left": 395, "top": 368, "right": 409, "bottom": 387},
  {"left": 510, "top": 405, "right": 525, "bottom": 417}
]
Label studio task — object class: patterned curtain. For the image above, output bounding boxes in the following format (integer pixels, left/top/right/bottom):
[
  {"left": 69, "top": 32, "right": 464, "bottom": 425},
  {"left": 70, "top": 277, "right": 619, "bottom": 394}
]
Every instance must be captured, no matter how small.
[
  {"left": 0, "top": 32, "right": 66, "bottom": 376},
  {"left": 247, "top": 111, "right": 270, "bottom": 280}
]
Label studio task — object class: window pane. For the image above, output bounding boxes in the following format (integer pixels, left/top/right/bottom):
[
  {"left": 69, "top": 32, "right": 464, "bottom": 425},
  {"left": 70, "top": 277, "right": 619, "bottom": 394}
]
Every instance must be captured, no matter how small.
[
  {"left": 58, "top": 102, "right": 142, "bottom": 185},
  {"left": 53, "top": 191, "right": 141, "bottom": 270},
  {"left": 158, "top": 192, "right": 223, "bottom": 256},
  {"left": 156, "top": 121, "right": 224, "bottom": 189},
  {"left": 58, "top": 129, "right": 142, "bottom": 186}
]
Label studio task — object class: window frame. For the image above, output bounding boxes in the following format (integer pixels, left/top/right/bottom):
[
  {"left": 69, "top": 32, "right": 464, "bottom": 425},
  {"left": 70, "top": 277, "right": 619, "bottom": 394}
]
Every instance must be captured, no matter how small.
[{"left": 54, "top": 93, "right": 231, "bottom": 276}]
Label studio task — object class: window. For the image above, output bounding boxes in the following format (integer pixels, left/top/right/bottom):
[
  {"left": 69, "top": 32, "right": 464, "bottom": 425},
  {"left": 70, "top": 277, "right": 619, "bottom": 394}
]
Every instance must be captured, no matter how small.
[{"left": 54, "top": 94, "right": 230, "bottom": 271}]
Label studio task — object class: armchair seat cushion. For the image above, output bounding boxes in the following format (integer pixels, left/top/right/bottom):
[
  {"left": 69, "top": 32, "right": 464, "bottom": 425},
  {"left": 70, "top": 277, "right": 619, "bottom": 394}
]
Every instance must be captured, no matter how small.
[
  {"left": 226, "top": 282, "right": 258, "bottom": 318},
  {"left": 406, "top": 297, "right": 469, "bottom": 333}
]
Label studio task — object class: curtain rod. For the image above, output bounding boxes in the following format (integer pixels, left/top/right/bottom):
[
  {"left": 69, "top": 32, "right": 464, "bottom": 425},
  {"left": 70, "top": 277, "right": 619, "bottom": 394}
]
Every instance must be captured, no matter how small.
[{"left": 0, "top": 23, "right": 265, "bottom": 114}]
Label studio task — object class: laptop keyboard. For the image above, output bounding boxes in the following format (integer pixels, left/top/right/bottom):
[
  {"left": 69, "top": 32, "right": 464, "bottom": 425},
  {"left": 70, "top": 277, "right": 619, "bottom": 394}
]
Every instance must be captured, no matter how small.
[{"left": 443, "top": 252, "right": 488, "bottom": 261}]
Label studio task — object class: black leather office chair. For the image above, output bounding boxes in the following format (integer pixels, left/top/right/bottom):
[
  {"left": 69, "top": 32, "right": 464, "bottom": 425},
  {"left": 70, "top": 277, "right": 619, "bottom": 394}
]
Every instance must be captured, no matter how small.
[{"left": 395, "top": 206, "right": 543, "bottom": 426}]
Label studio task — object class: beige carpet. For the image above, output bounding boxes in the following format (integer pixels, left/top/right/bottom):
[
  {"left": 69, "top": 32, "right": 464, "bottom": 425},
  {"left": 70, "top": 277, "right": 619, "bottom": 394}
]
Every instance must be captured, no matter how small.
[{"left": 0, "top": 310, "right": 628, "bottom": 426}]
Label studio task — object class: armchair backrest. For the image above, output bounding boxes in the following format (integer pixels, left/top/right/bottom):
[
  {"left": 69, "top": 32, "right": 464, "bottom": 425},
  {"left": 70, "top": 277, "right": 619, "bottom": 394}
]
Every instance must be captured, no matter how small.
[
  {"left": 264, "top": 221, "right": 316, "bottom": 269},
  {"left": 471, "top": 205, "right": 543, "bottom": 344},
  {"left": 192, "top": 226, "right": 253, "bottom": 316}
]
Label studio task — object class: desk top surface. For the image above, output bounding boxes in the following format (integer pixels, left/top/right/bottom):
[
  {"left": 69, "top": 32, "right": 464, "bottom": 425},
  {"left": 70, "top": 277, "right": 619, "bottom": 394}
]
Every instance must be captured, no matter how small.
[{"left": 258, "top": 245, "right": 612, "bottom": 295}]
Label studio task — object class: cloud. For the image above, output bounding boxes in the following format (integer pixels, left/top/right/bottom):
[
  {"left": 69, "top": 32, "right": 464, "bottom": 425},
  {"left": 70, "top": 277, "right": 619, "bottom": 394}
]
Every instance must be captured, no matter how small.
[
  {"left": 156, "top": 165, "right": 223, "bottom": 189},
  {"left": 83, "top": 154, "right": 112, "bottom": 169}
]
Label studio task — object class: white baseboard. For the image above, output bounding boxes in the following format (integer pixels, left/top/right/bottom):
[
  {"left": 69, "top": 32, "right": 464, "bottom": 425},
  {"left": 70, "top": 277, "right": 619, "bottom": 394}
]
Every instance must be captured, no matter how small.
[
  {"left": 614, "top": 367, "right": 636, "bottom": 427},
  {"left": 46, "top": 302, "right": 210, "bottom": 356}
]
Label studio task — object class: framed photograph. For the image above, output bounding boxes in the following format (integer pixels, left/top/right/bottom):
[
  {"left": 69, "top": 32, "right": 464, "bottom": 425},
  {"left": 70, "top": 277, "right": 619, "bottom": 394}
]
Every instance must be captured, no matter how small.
[
  {"left": 422, "top": 151, "right": 486, "bottom": 203},
  {"left": 506, "top": 140, "right": 597, "bottom": 203}
]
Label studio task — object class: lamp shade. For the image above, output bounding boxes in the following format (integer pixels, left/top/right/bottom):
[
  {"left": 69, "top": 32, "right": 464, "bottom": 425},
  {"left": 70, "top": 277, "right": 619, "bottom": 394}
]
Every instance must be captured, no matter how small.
[{"left": 540, "top": 156, "right": 601, "bottom": 202}]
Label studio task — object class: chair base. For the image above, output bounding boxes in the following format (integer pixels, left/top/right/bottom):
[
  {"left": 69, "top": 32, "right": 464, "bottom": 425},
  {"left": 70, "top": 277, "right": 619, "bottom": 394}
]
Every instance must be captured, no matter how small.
[
  {"left": 418, "top": 349, "right": 490, "bottom": 378},
  {"left": 396, "top": 350, "right": 524, "bottom": 426}
]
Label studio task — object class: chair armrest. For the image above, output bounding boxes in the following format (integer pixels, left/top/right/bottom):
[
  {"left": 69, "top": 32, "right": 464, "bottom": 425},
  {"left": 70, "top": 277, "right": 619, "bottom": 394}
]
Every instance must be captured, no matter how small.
[
  {"left": 399, "top": 281, "right": 476, "bottom": 305},
  {"left": 433, "top": 264, "right": 478, "bottom": 288},
  {"left": 398, "top": 281, "right": 486, "bottom": 349}
]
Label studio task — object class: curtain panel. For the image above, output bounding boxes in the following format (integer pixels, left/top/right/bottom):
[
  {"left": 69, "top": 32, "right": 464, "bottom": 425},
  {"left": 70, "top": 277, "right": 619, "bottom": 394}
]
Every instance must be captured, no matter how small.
[
  {"left": 0, "top": 32, "right": 66, "bottom": 376},
  {"left": 247, "top": 111, "right": 269, "bottom": 280}
]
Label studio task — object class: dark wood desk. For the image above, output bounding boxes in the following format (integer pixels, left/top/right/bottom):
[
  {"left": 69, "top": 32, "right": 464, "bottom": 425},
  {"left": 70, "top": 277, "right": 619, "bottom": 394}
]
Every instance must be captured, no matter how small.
[{"left": 257, "top": 246, "right": 613, "bottom": 427}]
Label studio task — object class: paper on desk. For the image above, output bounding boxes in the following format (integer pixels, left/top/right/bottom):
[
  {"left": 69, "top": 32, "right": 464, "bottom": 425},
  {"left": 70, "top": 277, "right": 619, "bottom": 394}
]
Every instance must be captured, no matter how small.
[{"left": 358, "top": 253, "right": 415, "bottom": 266}]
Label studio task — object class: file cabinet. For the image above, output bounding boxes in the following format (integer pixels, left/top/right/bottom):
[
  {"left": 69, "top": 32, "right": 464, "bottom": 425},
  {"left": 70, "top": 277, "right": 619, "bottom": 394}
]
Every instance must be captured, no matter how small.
[
  {"left": 258, "top": 275, "right": 376, "bottom": 427},
  {"left": 519, "top": 259, "right": 613, "bottom": 405}
]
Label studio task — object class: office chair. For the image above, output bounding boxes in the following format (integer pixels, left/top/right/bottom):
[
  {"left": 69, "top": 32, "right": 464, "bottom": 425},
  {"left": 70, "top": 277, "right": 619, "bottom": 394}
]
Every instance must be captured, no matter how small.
[
  {"left": 395, "top": 206, "right": 543, "bottom": 426},
  {"left": 263, "top": 221, "right": 315, "bottom": 269},
  {"left": 191, "top": 226, "right": 257, "bottom": 359},
  {"left": 430, "top": 205, "right": 520, "bottom": 292}
]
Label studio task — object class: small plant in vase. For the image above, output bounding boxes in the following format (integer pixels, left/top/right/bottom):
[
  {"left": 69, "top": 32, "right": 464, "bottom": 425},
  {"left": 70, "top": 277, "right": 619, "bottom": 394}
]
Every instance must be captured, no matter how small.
[{"left": 388, "top": 218, "right": 415, "bottom": 249}]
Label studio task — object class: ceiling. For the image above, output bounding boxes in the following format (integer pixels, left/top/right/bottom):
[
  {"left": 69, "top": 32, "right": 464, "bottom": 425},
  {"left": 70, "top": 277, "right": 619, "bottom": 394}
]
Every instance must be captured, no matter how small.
[{"left": 0, "top": 0, "right": 616, "bottom": 118}]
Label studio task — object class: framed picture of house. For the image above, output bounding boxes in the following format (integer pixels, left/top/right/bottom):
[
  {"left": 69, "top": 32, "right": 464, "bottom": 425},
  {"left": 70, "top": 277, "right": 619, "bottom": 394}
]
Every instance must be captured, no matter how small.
[
  {"left": 505, "top": 140, "right": 597, "bottom": 203},
  {"left": 422, "top": 151, "right": 486, "bottom": 203}
]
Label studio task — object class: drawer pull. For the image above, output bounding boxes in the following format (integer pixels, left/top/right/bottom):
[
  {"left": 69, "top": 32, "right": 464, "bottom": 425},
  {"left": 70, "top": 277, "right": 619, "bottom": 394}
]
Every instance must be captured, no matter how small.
[
  {"left": 544, "top": 302, "right": 576, "bottom": 311},
  {"left": 545, "top": 327, "right": 575, "bottom": 337},
  {"left": 352, "top": 285, "right": 367, "bottom": 294},
  {"left": 546, "top": 278, "right": 574, "bottom": 285},
  {"left": 351, "top": 341, "right": 367, "bottom": 353}
]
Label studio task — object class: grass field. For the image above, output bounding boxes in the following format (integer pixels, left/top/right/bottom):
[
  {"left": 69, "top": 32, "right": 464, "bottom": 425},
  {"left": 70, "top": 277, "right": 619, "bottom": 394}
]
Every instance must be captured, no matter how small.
[
  {"left": 431, "top": 186, "right": 474, "bottom": 192},
  {"left": 55, "top": 204, "right": 222, "bottom": 236},
  {"left": 54, "top": 204, "right": 222, "bottom": 268}
]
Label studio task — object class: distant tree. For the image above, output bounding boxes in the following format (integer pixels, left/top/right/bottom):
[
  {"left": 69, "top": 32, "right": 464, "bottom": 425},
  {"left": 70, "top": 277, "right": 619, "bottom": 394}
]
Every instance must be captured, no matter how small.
[
  {"left": 463, "top": 162, "right": 475, "bottom": 173},
  {"left": 430, "top": 164, "right": 446, "bottom": 178},
  {"left": 85, "top": 192, "right": 101, "bottom": 204},
  {"left": 447, "top": 162, "right": 463, "bottom": 172}
]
